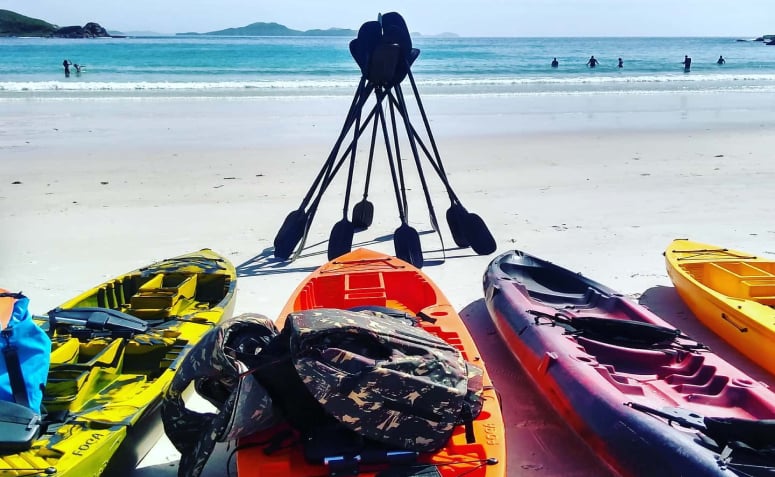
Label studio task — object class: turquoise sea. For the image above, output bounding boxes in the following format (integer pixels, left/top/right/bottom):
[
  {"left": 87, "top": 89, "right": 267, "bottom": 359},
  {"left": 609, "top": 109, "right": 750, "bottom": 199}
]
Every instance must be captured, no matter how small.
[{"left": 1, "top": 36, "right": 774, "bottom": 98}]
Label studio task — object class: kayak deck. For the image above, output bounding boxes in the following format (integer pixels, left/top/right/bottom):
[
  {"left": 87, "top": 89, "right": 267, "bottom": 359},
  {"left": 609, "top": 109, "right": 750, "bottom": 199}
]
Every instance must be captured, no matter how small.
[
  {"left": 238, "top": 249, "right": 506, "bottom": 477},
  {"left": 485, "top": 249, "right": 775, "bottom": 476},
  {"left": 680, "top": 262, "right": 775, "bottom": 304},
  {"left": 665, "top": 238, "right": 775, "bottom": 377}
]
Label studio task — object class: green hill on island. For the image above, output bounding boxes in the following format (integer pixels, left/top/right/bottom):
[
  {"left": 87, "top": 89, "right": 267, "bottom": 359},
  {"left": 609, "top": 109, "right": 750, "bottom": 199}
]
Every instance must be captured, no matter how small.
[
  {"left": 0, "top": 9, "right": 57, "bottom": 36},
  {"left": 182, "top": 21, "right": 357, "bottom": 37},
  {"left": 1, "top": 9, "right": 114, "bottom": 37}
]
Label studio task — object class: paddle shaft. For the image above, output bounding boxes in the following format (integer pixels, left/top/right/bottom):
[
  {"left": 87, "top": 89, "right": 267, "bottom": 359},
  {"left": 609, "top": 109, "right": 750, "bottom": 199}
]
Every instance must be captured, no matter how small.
[
  {"left": 291, "top": 85, "right": 388, "bottom": 260},
  {"left": 295, "top": 77, "right": 370, "bottom": 212},
  {"left": 386, "top": 93, "right": 410, "bottom": 219},
  {"left": 392, "top": 84, "right": 444, "bottom": 239},
  {"left": 386, "top": 93, "right": 463, "bottom": 206},
  {"left": 375, "top": 88, "right": 409, "bottom": 223},
  {"left": 358, "top": 112, "right": 380, "bottom": 201}
]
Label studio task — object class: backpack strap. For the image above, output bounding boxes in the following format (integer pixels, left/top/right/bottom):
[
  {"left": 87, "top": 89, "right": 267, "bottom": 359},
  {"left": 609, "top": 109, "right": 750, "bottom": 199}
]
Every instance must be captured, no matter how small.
[{"left": 1, "top": 332, "right": 30, "bottom": 409}]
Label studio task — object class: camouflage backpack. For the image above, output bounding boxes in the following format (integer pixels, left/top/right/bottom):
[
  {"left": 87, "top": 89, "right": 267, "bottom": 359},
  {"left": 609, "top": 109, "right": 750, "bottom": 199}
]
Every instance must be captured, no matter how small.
[
  {"left": 255, "top": 308, "right": 484, "bottom": 453},
  {"left": 161, "top": 313, "right": 281, "bottom": 477}
]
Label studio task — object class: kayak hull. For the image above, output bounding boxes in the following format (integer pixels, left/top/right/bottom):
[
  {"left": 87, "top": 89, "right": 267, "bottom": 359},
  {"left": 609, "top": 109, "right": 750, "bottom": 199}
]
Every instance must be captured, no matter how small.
[
  {"left": 237, "top": 248, "right": 507, "bottom": 477},
  {"left": 0, "top": 249, "right": 237, "bottom": 476},
  {"left": 665, "top": 238, "right": 775, "bottom": 376},
  {"left": 483, "top": 249, "right": 775, "bottom": 477}
]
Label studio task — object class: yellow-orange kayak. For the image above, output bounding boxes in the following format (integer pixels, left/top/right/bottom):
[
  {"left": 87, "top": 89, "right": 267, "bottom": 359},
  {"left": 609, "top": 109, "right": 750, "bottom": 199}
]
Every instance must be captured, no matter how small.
[
  {"left": 0, "top": 249, "right": 236, "bottom": 476},
  {"left": 237, "top": 248, "right": 507, "bottom": 477},
  {"left": 665, "top": 238, "right": 775, "bottom": 375}
]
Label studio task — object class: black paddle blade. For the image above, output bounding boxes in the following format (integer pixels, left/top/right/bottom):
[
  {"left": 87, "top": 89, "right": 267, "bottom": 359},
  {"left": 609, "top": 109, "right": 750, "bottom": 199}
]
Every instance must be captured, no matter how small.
[
  {"left": 381, "top": 12, "right": 413, "bottom": 85},
  {"left": 446, "top": 204, "right": 470, "bottom": 248},
  {"left": 394, "top": 223, "right": 423, "bottom": 268},
  {"left": 368, "top": 43, "right": 401, "bottom": 86},
  {"left": 328, "top": 219, "right": 355, "bottom": 260},
  {"left": 352, "top": 199, "right": 374, "bottom": 230},
  {"left": 349, "top": 21, "right": 382, "bottom": 76},
  {"left": 464, "top": 213, "right": 497, "bottom": 256},
  {"left": 273, "top": 209, "right": 307, "bottom": 260}
]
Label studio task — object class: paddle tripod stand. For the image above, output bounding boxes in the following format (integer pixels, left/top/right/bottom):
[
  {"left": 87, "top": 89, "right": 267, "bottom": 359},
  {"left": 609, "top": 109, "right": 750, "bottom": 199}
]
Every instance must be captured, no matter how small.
[{"left": 272, "top": 12, "right": 496, "bottom": 268}]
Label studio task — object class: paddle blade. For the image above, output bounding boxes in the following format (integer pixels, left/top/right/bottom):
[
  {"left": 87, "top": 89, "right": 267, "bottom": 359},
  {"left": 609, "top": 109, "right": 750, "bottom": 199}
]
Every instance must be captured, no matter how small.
[
  {"left": 394, "top": 223, "right": 423, "bottom": 268},
  {"left": 352, "top": 200, "right": 374, "bottom": 230},
  {"left": 273, "top": 209, "right": 307, "bottom": 260},
  {"left": 464, "top": 213, "right": 497, "bottom": 256},
  {"left": 446, "top": 204, "right": 469, "bottom": 248},
  {"left": 349, "top": 21, "right": 382, "bottom": 76},
  {"left": 328, "top": 219, "right": 355, "bottom": 260}
]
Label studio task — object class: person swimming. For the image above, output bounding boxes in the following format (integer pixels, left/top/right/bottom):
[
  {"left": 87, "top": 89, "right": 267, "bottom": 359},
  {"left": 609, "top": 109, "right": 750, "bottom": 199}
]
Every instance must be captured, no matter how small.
[
  {"left": 586, "top": 55, "right": 599, "bottom": 68},
  {"left": 682, "top": 55, "right": 692, "bottom": 72},
  {"left": 617, "top": 58, "right": 623, "bottom": 68},
  {"left": 551, "top": 57, "right": 559, "bottom": 68},
  {"left": 717, "top": 55, "right": 726, "bottom": 65}
]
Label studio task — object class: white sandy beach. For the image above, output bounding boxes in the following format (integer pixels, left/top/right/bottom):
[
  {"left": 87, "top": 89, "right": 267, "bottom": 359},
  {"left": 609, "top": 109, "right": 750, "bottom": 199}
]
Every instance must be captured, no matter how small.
[{"left": 2, "top": 90, "right": 775, "bottom": 476}]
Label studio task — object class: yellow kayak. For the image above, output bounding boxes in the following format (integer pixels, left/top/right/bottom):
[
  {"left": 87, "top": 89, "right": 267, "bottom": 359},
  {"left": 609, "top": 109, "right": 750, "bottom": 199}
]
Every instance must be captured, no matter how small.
[
  {"left": 665, "top": 238, "right": 775, "bottom": 375},
  {"left": 0, "top": 249, "right": 236, "bottom": 476}
]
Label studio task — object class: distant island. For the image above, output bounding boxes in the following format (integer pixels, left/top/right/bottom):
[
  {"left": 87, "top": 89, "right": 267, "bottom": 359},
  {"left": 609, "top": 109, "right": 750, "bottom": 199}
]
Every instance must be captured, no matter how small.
[
  {"left": 0, "top": 9, "right": 115, "bottom": 37},
  {"left": 178, "top": 22, "right": 358, "bottom": 37},
  {"left": 1, "top": 9, "right": 456, "bottom": 39},
  {"left": 180, "top": 22, "right": 456, "bottom": 37}
]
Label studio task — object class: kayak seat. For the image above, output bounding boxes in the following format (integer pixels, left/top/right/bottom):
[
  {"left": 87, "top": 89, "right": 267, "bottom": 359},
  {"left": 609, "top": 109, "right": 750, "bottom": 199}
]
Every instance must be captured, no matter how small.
[
  {"left": 129, "top": 273, "right": 198, "bottom": 319},
  {"left": 43, "top": 338, "right": 125, "bottom": 412},
  {"left": 500, "top": 263, "right": 592, "bottom": 305}
]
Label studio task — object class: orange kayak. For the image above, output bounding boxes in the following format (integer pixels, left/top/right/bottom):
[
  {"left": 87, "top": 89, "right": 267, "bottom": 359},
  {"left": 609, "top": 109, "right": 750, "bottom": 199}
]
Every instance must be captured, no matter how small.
[{"left": 236, "top": 248, "right": 506, "bottom": 477}]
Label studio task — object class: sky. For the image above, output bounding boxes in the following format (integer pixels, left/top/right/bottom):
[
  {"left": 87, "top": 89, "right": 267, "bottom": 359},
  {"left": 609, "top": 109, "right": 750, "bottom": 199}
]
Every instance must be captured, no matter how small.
[{"left": 1, "top": 0, "right": 772, "bottom": 37}]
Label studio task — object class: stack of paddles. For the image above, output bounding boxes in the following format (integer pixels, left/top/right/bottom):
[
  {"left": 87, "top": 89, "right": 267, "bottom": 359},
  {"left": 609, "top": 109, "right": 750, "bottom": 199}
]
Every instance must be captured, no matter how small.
[{"left": 272, "top": 12, "right": 496, "bottom": 268}]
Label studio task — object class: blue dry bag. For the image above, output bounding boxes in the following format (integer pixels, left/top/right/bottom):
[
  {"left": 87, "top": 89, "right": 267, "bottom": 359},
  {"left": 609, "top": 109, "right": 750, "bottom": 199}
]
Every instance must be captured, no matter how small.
[{"left": 0, "top": 291, "right": 51, "bottom": 414}]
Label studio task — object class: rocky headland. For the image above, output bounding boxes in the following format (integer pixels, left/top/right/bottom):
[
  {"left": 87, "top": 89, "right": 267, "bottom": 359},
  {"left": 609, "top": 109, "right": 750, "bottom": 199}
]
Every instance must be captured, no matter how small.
[{"left": 0, "top": 9, "right": 115, "bottom": 37}]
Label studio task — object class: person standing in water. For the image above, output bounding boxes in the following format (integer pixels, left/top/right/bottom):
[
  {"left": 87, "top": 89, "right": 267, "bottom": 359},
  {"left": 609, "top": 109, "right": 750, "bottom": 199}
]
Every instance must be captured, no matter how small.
[
  {"left": 62, "top": 59, "right": 71, "bottom": 77},
  {"left": 551, "top": 57, "right": 559, "bottom": 68},
  {"left": 682, "top": 55, "right": 692, "bottom": 72},
  {"left": 717, "top": 55, "right": 726, "bottom": 64},
  {"left": 617, "top": 58, "right": 624, "bottom": 68},
  {"left": 586, "top": 55, "right": 599, "bottom": 68}
]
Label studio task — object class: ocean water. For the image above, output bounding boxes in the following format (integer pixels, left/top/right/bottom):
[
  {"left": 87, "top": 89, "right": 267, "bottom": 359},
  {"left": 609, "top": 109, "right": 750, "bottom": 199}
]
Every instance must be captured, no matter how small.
[{"left": 1, "top": 36, "right": 774, "bottom": 98}]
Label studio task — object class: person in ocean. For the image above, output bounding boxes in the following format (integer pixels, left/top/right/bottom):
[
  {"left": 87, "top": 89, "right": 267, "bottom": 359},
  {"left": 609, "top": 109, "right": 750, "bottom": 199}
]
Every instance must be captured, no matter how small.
[
  {"left": 617, "top": 58, "right": 624, "bottom": 68},
  {"left": 62, "top": 59, "right": 71, "bottom": 77},
  {"left": 586, "top": 55, "right": 599, "bottom": 68},
  {"left": 682, "top": 55, "right": 692, "bottom": 72},
  {"left": 717, "top": 55, "right": 726, "bottom": 65},
  {"left": 551, "top": 57, "right": 559, "bottom": 68},
  {"left": 74, "top": 64, "right": 83, "bottom": 75}
]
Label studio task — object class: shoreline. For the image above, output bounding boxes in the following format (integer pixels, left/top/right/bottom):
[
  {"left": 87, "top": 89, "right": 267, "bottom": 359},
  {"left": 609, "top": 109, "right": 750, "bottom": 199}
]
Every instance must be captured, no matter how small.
[
  {"left": 3, "top": 77, "right": 775, "bottom": 99},
  {"left": 2, "top": 88, "right": 775, "bottom": 476}
]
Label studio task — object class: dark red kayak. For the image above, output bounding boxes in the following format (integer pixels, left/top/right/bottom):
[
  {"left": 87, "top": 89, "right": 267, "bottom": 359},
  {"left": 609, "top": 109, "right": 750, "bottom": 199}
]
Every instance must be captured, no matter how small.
[{"left": 483, "top": 249, "right": 775, "bottom": 477}]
